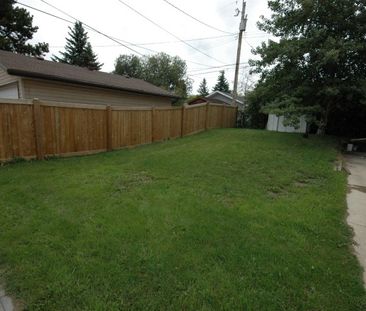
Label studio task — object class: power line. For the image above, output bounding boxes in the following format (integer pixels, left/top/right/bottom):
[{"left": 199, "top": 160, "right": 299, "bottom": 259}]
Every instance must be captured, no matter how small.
[
  {"left": 39, "top": 0, "right": 151, "bottom": 57},
  {"left": 17, "top": 1, "right": 239, "bottom": 72},
  {"left": 16, "top": 1, "right": 222, "bottom": 70},
  {"left": 188, "top": 62, "right": 248, "bottom": 73},
  {"left": 188, "top": 65, "right": 249, "bottom": 77},
  {"left": 17, "top": 1, "right": 145, "bottom": 56},
  {"left": 132, "top": 34, "right": 235, "bottom": 46},
  {"left": 116, "top": 0, "right": 226, "bottom": 65},
  {"left": 161, "top": 0, "right": 234, "bottom": 35}
]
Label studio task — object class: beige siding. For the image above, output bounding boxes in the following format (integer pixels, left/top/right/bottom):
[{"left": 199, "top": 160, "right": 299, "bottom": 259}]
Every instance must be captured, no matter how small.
[
  {"left": 22, "top": 78, "right": 172, "bottom": 107},
  {"left": 0, "top": 67, "right": 18, "bottom": 86}
]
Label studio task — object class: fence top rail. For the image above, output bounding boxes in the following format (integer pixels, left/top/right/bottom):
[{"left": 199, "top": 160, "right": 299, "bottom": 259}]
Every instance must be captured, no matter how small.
[
  {"left": 208, "top": 103, "right": 238, "bottom": 108},
  {"left": 38, "top": 100, "right": 107, "bottom": 110},
  {"left": 185, "top": 103, "right": 207, "bottom": 109},
  {"left": 155, "top": 106, "right": 182, "bottom": 111},
  {"left": 112, "top": 106, "right": 153, "bottom": 111},
  {"left": 0, "top": 98, "right": 33, "bottom": 105}
]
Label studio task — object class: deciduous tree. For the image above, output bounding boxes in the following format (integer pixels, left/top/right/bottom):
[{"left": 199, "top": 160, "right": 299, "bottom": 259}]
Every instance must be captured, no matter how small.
[
  {"left": 114, "top": 52, "right": 191, "bottom": 98},
  {"left": 251, "top": 0, "right": 366, "bottom": 135}
]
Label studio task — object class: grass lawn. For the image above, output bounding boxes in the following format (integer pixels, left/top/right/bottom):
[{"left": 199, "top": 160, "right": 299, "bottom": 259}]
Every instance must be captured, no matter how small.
[{"left": 0, "top": 129, "right": 365, "bottom": 310}]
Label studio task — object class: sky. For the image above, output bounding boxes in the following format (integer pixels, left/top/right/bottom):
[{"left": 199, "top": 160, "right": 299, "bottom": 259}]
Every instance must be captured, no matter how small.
[{"left": 16, "top": 0, "right": 272, "bottom": 94}]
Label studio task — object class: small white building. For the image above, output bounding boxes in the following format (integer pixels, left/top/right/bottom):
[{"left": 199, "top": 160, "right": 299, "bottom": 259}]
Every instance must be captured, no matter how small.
[{"left": 267, "top": 114, "right": 307, "bottom": 133}]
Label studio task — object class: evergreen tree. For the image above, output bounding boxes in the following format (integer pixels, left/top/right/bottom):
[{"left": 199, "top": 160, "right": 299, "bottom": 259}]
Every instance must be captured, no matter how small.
[
  {"left": 213, "top": 71, "right": 230, "bottom": 93},
  {"left": 53, "top": 22, "right": 102, "bottom": 70},
  {"left": 83, "top": 42, "right": 103, "bottom": 71},
  {"left": 197, "top": 78, "right": 209, "bottom": 96},
  {"left": 251, "top": 0, "right": 366, "bottom": 135},
  {"left": 0, "top": 0, "right": 49, "bottom": 56}
]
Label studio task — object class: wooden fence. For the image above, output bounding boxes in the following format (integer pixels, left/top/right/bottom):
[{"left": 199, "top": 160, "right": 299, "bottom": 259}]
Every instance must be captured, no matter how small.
[{"left": 0, "top": 99, "right": 237, "bottom": 162}]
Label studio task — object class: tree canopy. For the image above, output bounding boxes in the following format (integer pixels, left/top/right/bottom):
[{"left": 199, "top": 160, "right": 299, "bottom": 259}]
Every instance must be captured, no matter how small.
[
  {"left": 114, "top": 52, "right": 192, "bottom": 98},
  {"left": 0, "top": 0, "right": 49, "bottom": 56},
  {"left": 197, "top": 78, "right": 209, "bottom": 96},
  {"left": 213, "top": 71, "right": 230, "bottom": 93},
  {"left": 250, "top": 0, "right": 366, "bottom": 135},
  {"left": 53, "top": 22, "right": 103, "bottom": 70}
]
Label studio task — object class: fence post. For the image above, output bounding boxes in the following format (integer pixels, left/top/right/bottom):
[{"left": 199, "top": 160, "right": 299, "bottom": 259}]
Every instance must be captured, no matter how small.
[
  {"left": 235, "top": 105, "right": 239, "bottom": 128},
  {"left": 181, "top": 104, "right": 186, "bottom": 137},
  {"left": 32, "top": 98, "right": 44, "bottom": 160},
  {"left": 205, "top": 103, "right": 209, "bottom": 130},
  {"left": 151, "top": 106, "right": 155, "bottom": 142},
  {"left": 106, "top": 105, "right": 113, "bottom": 151}
]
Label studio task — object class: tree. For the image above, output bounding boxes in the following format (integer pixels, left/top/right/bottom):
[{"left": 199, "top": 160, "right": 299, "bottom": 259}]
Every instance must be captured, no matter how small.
[
  {"left": 251, "top": 0, "right": 366, "bottom": 135},
  {"left": 213, "top": 71, "right": 230, "bottom": 93},
  {"left": 114, "top": 54, "right": 144, "bottom": 79},
  {"left": 114, "top": 52, "right": 192, "bottom": 98},
  {"left": 197, "top": 78, "right": 209, "bottom": 96},
  {"left": 53, "top": 22, "right": 102, "bottom": 70},
  {"left": 0, "top": 0, "right": 49, "bottom": 56}
]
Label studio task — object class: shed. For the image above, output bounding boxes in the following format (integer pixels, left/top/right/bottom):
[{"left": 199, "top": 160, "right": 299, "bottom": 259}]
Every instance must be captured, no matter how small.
[
  {"left": 267, "top": 114, "right": 307, "bottom": 133},
  {"left": 0, "top": 50, "right": 178, "bottom": 107}
]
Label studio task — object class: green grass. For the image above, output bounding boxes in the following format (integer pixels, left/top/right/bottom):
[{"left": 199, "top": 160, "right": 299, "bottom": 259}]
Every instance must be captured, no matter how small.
[{"left": 0, "top": 129, "right": 365, "bottom": 310}]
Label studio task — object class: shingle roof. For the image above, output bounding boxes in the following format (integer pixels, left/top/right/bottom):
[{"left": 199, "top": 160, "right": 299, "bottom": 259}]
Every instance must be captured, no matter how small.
[{"left": 0, "top": 50, "right": 179, "bottom": 99}]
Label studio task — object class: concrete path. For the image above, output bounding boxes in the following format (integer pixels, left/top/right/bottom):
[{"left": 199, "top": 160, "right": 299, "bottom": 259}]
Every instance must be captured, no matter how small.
[
  {"left": 0, "top": 286, "right": 14, "bottom": 311},
  {"left": 345, "top": 153, "right": 366, "bottom": 285}
]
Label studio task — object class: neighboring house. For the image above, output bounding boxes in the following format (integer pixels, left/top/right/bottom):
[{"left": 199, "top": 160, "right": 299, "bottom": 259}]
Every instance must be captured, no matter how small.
[
  {"left": 187, "top": 96, "right": 208, "bottom": 105},
  {"left": 267, "top": 114, "right": 307, "bottom": 133},
  {"left": 188, "top": 91, "right": 244, "bottom": 107},
  {"left": 0, "top": 50, "right": 178, "bottom": 107},
  {"left": 206, "top": 91, "right": 243, "bottom": 106}
]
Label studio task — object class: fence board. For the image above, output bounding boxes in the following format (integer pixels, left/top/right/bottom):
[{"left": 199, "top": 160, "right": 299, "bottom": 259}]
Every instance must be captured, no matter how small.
[
  {"left": 112, "top": 109, "right": 152, "bottom": 148},
  {"left": 154, "top": 108, "right": 182, "bottom": 141},
  {"left": 0, "top": 103, "right": 35, "bottom": 160},
  {"left": 0, "top": 100, "right": 237, "bottom": 162},
  {"left": 41, "top": 105, "right": 107, "bottom": 156},
  {"left": 183, "top": 105, "right": 207, "bottom": 135}
]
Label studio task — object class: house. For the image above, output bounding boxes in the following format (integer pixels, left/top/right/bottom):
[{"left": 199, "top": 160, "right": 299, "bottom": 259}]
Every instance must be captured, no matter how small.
[
  {"left": 187, "top": 96, "right": 208, "bottom": 105},
  {"left": 266, "top": 114, "right": 307, "bottom": 133},
  {"left": 206, "top": 91, "right": 243, "bottom": 106},
  {"left": 187, "top": 91, "right": 244, "bottom": 106},
  {"left": 0, "top": 50, "right": 178, "bottom": 106}
]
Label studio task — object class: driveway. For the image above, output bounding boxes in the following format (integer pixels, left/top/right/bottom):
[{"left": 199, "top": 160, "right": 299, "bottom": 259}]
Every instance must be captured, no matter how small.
[{"left": 345, "top": 153, "right": 366, "bottom": 285}]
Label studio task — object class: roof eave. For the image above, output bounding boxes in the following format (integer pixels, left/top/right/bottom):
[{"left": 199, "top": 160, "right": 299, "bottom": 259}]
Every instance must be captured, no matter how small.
[{"left": 7, "top": 69, "right": 181, "bottom": 100}]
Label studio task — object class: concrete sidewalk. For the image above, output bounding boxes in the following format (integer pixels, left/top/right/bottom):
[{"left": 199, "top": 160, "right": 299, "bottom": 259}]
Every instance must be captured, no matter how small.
[
  {"left": 0, "top": 287, "right": 14, "bottom": 311},
  {"left": 345, "top": 153, "right": 366, "bottom": 285}
]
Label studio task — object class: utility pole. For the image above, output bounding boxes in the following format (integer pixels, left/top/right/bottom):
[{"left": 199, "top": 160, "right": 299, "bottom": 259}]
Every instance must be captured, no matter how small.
[{"left": 232, "top": 1, "right": 247, "bottom": 105}]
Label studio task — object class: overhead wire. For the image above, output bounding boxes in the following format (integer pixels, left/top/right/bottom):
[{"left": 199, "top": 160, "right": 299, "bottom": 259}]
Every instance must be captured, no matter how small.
[
  {"left": 116, "top": 0, "right": 226, "bottom": 64},
  {"left": 17, "top": 1, "right": 145, "bottom": 56},
  {"left": 18, "top": 1, "right": 222, "bottom": 68},
  {"left": 161, "top": 0, "right": 234, "bottom": 35}
]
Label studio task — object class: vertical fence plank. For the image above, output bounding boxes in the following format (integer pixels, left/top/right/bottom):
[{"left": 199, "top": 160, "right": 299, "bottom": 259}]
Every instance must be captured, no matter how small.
[
  {"left": 151, "top": 107, "right": 155, "bottom": 142},
  {"left": 181, "top": 105, "right": 186, "bottom": 137},
  {"left": 205, "top": 103, "right": 209, "bottom": 130},
  {"left": 106, "top": 105, "right": 112, "bottom": 151},
  {"left": 32, "top": 99, "right": 44, "bottom": 160}
]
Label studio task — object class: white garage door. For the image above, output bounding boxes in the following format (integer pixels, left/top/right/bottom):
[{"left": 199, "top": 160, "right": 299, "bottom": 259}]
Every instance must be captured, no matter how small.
[{"left": 0, "top": 83, "right": 19, "bottom": 99}]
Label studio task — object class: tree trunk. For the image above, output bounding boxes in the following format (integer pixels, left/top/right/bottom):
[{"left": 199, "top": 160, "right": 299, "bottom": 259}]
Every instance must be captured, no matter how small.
[{"left": 317, "top": 101, "right": 331, "bottom": 136}]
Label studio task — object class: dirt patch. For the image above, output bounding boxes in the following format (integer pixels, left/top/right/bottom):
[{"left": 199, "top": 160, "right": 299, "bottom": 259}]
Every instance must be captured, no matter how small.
[{"left": 114, "top": 171, "right": 154, "bottom": 193}]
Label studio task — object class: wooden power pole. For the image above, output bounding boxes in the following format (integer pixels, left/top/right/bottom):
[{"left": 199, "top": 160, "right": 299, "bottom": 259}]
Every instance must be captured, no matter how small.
[{"left": 232, "top": 1, "right": 247, "bottom": 105}]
